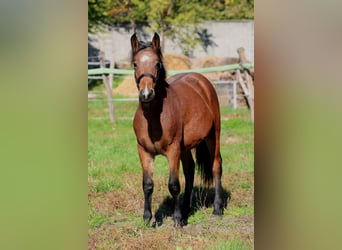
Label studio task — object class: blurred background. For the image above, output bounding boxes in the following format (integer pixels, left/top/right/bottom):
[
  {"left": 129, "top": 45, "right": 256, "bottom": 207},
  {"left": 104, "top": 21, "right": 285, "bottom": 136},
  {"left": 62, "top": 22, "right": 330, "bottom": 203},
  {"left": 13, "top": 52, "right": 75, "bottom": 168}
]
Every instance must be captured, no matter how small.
[
  {"left": 88, "top": 0, "right": 255, "bottom": 119},
  {"left": 1, "top": 0, "right": 342, "bottom": 249},
  {"left": 87, "top": 1, "right": 255, "bottom": 249}
]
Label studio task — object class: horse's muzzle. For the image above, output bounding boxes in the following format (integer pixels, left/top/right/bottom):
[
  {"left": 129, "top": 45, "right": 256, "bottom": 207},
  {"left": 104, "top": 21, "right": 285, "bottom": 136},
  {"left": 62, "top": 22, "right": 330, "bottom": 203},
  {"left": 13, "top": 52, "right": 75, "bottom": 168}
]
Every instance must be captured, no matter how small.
[{"left": 139, "top": 88, "right": 155, "bottom": 102}]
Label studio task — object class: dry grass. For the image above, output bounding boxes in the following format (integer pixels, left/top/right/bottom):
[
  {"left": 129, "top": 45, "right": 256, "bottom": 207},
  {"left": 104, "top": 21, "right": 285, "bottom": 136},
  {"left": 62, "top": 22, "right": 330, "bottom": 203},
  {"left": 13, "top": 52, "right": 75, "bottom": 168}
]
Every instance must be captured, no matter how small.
[
  {"left": 88, "top": 171, "right": 253, "bottom": 250},
  {"left": 88, "top": 101, "right": 254, "bottom": 250}
]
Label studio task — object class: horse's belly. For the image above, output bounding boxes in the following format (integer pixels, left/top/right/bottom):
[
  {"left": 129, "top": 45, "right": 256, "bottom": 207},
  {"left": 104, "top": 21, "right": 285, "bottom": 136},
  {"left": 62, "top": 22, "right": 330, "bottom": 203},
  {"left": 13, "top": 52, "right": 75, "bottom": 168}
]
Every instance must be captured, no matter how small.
[
  {"left": 169, "top": 75, "right": 217, "bottom": 149},
  {"left": 183, "top": 118, "right": 212, "bottom": 149}
]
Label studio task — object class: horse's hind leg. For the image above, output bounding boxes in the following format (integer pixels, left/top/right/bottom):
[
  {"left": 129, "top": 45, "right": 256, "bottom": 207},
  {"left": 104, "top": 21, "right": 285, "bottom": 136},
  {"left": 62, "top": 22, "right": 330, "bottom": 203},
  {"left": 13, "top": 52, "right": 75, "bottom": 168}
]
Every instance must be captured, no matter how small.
[
  {"left": 212, "top": 153, "right": 223, "bottom": 215},
  {"left": 206, "top": 129, "right": 224, "bottom": 215},
  {"left": 180, "top": 150, "right": 195, "bottom": 225},
  {"left": 137, "top": 144, "right": 155, "bottom": 224}
]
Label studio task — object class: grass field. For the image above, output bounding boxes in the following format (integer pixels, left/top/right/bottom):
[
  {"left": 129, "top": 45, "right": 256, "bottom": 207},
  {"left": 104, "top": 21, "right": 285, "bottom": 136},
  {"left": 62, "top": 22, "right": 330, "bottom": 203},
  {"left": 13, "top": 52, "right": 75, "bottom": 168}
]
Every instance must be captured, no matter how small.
[{"left": 88, "top": 95, "right": 254, "bottom": 249}]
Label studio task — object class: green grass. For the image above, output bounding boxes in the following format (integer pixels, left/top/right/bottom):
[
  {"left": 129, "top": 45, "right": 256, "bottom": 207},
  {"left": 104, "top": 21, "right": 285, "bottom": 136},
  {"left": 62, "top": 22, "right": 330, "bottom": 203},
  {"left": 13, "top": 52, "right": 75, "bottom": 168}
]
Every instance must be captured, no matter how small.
[
  {"left": 89, "top": 206, "right": 109, "bottom": 228},
  {"left": 89, "top": 213, "right": 108, "bottom": 229},
  {"left": 88, "top": 100, "right": 140, "bottom": 174},
  {"left": 88, "top": 76, "right": 125, "bottom": 91},
  {"left": 221, "top": 110, "right": 254, "bottom": 172},
  {"left": 187, "top": 209, "right": 210, "bottom": 225},
  {"left": 88, "top": 98, "right": 254, "bottom": 249},
  {"left": 209, "top": 238, "right": 250, "bottom": 250},
  {"left": 226, "top": 205, "right": 254, "bottom": 217},
  {"left": 88, "top": 100, "right": 253, "bottom": 174},
  {"left": 94, "top": 178, "right": 123, "bottom": 193}
]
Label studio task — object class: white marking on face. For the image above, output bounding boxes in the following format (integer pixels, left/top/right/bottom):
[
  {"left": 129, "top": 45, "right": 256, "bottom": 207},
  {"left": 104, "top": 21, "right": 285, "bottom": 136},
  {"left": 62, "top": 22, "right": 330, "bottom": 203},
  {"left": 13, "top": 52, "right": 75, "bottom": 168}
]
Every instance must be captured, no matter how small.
[
  {"left": 143, "top": 86, "right": 149, "bottom": 99},
  {"left": 140, "top": 54, "right": 150, "bottom": 63}
]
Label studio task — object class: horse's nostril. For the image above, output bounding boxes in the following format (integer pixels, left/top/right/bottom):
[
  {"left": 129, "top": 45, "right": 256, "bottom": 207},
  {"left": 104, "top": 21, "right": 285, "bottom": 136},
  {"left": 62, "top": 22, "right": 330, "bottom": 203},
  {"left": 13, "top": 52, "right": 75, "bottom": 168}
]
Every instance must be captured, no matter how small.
[
  {"left": 144, "top": 91, "right": 150, "bottom": 99},
  {"left": 139, "top": 88, "right": 155, "bottom": 102}
]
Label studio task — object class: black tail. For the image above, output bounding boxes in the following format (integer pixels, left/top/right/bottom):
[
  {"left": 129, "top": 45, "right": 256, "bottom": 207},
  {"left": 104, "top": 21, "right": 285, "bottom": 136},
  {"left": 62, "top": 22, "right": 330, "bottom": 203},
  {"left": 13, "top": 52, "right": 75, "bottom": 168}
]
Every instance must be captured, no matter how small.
[{"left": 195, "top": 140, "right": 213, "bottom": 186}]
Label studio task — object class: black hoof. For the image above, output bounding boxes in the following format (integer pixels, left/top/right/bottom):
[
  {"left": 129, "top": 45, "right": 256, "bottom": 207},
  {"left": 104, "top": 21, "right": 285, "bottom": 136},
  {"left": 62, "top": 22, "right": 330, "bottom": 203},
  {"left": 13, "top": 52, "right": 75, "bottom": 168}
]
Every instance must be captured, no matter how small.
[
  {"left": 174, "top": 220, "right": 184, "bottom": 228},
  {"left": 143, "top": 212, "right": 152, "bottom": 225},
  {"left": 212, "top": 208, "right": 224, "bottom": 216},
  {"left": 173, "top": 214, "right": 183, "bottom": 227}
]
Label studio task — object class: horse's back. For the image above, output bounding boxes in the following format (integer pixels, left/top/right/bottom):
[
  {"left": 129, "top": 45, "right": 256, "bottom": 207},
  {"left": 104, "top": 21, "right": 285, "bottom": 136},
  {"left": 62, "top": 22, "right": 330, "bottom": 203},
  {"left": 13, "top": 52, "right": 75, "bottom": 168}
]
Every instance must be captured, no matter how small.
[
  {"left": 168, "top": 72, "right": 220, "bottom": 114},
  {"left": 167, "top": 73, "right": 220, "bottom": 149}
]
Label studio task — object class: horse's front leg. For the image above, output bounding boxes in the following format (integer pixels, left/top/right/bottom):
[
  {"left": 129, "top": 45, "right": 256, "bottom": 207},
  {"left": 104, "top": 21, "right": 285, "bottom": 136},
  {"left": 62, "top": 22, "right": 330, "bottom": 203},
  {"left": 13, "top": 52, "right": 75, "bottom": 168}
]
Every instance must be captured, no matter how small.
[
  {"left": 137, "top": 144, "right": 155, "bottom": 225},
  {"left": 180, "top": 150, "right": 195, "bottom": 225},
  {"left": 166, "top": 145, "right": 182, "bottom": 227}
]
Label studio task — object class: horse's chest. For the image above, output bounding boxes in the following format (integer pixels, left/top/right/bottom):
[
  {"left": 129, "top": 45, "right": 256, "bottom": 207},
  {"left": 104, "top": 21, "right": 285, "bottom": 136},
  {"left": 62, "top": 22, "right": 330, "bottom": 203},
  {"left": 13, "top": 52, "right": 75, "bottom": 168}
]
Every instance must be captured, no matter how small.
[
  {"left": 134, "top": 120, "right": 172, "bottom": 155},
  {"left": 145, "top": 140, "right": 164, "bottom": 154},
  {"left": 136, "top": 132, "right": 168, "bottom": 155}
]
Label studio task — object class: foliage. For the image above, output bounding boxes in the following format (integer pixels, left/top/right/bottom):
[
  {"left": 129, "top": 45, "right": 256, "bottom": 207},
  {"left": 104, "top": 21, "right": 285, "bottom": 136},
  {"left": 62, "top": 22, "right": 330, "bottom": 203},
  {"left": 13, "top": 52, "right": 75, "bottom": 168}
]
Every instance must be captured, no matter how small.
[
  {"left": 88, "top": 0, "right": 113, "bottom": 32},
  {"left": 89, "top": 0, "right": 253, "bottom": 54},
  {"left": 146, "top": 0, "right": 212, "bottom": 55}
]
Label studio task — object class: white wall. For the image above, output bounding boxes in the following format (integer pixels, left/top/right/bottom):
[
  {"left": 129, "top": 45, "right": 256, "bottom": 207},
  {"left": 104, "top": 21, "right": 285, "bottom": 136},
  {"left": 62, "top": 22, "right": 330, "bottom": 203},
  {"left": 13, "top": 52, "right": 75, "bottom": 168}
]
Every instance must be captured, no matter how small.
[{"left": 88, "top": 20, "right": 254, "bottom": 64}]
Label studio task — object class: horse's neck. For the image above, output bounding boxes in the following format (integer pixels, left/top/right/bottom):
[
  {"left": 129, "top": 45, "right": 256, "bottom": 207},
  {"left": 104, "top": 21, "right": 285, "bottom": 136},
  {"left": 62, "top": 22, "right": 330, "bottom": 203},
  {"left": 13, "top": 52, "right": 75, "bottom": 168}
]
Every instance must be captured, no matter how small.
[
  {"left": 140, "top": 83, "right": 167, "bottom": 118},
  {"left": 141, "top": 98, "right": 162, "bottom": 116},
  {"left": 140, "top": 101, "right": 160, "bottom": 118}
]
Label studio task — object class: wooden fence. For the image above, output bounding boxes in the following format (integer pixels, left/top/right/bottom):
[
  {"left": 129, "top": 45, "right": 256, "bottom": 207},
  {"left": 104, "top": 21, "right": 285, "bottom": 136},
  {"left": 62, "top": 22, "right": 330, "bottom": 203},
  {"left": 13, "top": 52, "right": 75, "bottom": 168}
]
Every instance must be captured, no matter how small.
[{"left": 88, "top": 52, "right": 254, "bottom": 123}]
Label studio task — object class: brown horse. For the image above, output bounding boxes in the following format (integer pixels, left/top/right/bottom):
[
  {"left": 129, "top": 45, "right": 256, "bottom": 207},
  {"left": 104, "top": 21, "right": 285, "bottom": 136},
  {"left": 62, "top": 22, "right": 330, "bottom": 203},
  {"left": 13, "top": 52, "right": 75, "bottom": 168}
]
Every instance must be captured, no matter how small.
[{"left": 131, "top": 33, "right": 223, "bottom": 226}]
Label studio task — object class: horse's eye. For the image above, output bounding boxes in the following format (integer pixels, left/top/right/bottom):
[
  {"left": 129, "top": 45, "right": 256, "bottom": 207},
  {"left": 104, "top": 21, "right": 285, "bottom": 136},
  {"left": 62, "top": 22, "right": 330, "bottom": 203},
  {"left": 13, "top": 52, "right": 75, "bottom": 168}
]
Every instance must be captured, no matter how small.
[
  {"left": 133, "top": 63, "right": 137, "bottom": 68},
  {"left": 156, "top": 62, "right": 161, "bottom": 69}
]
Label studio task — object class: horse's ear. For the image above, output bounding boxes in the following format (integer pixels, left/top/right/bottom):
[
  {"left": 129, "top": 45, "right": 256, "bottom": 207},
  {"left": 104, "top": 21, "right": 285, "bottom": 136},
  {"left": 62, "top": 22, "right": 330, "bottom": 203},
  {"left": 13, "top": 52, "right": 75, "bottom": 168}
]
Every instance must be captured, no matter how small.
[
  {"left": 131, "top": 33, "right": 140, "bottom": 53},
  {"left": 151, "top": 33, "right": 160, "bottom": 51}
]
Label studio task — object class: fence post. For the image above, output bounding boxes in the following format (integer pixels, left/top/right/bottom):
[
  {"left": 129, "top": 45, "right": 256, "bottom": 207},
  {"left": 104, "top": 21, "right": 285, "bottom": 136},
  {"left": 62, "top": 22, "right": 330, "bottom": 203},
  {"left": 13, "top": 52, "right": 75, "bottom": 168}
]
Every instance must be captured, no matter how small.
[
  {"left": 236, "top": 70, "right": 254, "bottom": 123},
  {"left": 108, "top": 53, "right": 116, "bottom": 123},
  {"left": 236, "top": 47, "right": 254, "bottom": 122},
  {"left": 233, "top": 81, "right": 237, "bottom": 109},
  {"left": 100, "top": 51, "right": 115, "bottom": 123},
  {"left": 245, "top": 71, "right": 254, "bottom": 122}
]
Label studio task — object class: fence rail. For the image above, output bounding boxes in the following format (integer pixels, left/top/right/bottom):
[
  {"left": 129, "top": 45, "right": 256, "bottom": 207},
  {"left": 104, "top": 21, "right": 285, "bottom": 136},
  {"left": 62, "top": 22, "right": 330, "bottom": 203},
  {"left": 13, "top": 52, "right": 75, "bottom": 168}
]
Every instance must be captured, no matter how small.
[
  {"left": 87, "top": 63, "right": 254, "bottom": 77},
  {"left": 88, "top": 61, "right": 254, "bottom": 122},
  {"left": 88, "top": 61, "right": 110, "bottom": 66}
]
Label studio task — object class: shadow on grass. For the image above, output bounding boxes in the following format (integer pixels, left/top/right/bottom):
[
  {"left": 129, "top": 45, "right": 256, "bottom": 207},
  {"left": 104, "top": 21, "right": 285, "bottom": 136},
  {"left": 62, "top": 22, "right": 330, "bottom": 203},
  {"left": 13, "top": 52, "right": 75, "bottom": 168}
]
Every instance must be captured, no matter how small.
[{"left": 153, "top": 186, "right": 231, "bottom": 227}]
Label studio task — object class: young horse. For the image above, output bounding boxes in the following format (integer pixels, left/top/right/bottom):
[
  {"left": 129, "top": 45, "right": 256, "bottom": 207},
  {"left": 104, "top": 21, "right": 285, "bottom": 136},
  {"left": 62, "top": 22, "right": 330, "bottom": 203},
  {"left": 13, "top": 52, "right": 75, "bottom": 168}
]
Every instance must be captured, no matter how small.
[{"left": 131, "top": 33, "right": 223, "bottom": 226}]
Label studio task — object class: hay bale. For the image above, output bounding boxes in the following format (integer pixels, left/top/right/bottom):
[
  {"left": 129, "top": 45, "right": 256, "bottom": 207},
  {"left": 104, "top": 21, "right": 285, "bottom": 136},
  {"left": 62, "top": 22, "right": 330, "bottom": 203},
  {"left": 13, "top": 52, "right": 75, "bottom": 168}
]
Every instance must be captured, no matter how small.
[
  {"left": 199, "top": 57, "right": 222, "bottom": 68},
  {"left": 163, "top": 54, "right": 192, "bottom": 70},
  {"left": 112, "top": 75, "right": 137, "bottom": 97},
  {"left": 191, "top": 56, "right": 238, "bottom": 82},
  {"left": 196, "top": 56, "right": 239, "bottom": 68}
]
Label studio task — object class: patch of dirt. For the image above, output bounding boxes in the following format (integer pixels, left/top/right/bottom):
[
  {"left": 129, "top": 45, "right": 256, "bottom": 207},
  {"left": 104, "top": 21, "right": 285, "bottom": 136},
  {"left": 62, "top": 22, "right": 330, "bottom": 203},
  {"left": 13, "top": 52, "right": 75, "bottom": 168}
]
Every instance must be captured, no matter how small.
[{"left": 88, "top": 171, "right": 254, "bottom": 250}]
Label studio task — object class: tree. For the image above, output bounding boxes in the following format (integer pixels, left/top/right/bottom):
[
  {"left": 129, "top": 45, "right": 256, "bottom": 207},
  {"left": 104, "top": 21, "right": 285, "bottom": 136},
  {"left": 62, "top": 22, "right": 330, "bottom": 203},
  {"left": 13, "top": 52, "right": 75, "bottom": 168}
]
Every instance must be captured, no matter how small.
[
  {"left": 88, "top": 0, "right": 149, "bottom": 33},
  {"left": 150, "top": 0, "right": 253, "bottom": 55},
  {"left": 107, "top": 0, "right": 148, "bottom": 33},
  {"left": 88, "top": 0, "right": 113, "bottom": 32},
  {"left": 220, "top": 0, "right": 254, "bottom": 19},
  {"left": 88, "top": 0, "right": 254, "bottom": 54},
  {"left": 146, "top": 0, "right": 212, "bottom": 55}
]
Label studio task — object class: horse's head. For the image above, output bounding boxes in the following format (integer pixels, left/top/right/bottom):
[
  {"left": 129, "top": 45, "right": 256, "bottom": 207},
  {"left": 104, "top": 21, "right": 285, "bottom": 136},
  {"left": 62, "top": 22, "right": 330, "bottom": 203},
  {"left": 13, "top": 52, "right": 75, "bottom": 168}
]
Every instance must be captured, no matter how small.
[{"left": 131, "top": 33, "right": 165, "bottom": 103}]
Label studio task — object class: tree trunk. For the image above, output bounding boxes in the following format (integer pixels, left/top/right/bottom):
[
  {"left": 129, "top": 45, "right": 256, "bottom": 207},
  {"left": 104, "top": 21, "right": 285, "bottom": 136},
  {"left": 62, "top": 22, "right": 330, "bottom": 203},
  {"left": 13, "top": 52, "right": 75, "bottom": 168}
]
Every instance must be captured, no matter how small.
[{"left": 160, "top": 29, "right": 165, "bottom": 52}]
